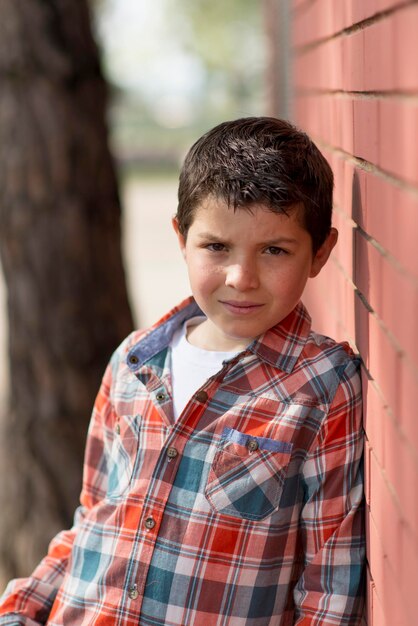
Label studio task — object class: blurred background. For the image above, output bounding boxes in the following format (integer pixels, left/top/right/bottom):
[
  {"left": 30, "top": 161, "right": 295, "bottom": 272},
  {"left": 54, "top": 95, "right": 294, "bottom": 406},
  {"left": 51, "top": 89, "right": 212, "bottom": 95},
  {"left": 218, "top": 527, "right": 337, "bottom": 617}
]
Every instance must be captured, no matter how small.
[{"left": 1, "top": 2, "right": 417, "bottom": 625}]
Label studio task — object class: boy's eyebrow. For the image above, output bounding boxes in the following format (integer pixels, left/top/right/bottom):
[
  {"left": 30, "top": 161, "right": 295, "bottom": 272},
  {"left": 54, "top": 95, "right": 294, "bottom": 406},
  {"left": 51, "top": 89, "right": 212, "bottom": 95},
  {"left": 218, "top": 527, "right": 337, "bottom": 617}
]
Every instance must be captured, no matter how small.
[
  {"left": 197, "top": 232, "right": 228, "bottom": 241},
  {"left": 261, "top": 237, "right": 299, "bottom": 246},
  {"left": 197, "top": 232, "right": 299, "bottom": 246}
]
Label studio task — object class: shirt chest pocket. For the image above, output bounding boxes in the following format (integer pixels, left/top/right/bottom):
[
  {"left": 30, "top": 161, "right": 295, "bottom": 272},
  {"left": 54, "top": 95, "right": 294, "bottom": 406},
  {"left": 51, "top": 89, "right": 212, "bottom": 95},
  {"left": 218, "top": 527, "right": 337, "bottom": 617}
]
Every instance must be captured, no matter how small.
[
  {"left": 106, "top": 414, "right": 142, "bottom": 498},
  {"left": 205, "top": 427, "right": 293, "bottom": 521}
]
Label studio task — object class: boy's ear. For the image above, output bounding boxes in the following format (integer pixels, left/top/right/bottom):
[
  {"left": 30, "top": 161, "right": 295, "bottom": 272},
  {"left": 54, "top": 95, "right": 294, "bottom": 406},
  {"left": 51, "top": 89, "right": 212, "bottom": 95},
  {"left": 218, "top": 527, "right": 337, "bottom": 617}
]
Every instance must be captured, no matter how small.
[
  {"left": 309, "top": 228, "right": 338, "bottom": 278},
  {"left": 172, "top": 216, "right": 187, "bottom": 259}
]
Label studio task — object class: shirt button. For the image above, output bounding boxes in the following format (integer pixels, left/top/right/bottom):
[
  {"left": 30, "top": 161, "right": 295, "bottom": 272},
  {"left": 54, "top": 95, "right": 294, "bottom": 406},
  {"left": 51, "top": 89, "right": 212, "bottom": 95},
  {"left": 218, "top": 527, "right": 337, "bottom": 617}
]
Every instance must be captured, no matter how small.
[
  {"left": 195, "top": 390, "right": 208, "bottom": 403},
  {"left": 128, "top": 584, "right": 139, "bottom": 600},
  {"left": 128, "top": 354, "right": 139, "bottom": 365},
  {"left": 115, "top": 424, "right": 120, "bottom": 435},
  {"left": 156, "top": 392, "right": 166, "bottom": 401},
  {"left": 144, "top": 516, "right": 156, "bottom": 530},
  {"left": 248, "top": 439, "right": 259, "bottom": 453},
  {"left": 167, "top": 447, "right": 178, "bottom": 459}
]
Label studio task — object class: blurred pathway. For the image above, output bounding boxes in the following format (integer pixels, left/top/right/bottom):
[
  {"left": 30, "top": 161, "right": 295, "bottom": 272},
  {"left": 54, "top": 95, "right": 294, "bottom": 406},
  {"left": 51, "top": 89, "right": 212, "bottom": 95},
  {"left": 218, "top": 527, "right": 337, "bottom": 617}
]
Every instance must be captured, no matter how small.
[
  {"left": 0, "top": 176, "right": 190, "bottom": 405},
  {"left": 122, "top": 176, "right": 190, "bottom": 327}
]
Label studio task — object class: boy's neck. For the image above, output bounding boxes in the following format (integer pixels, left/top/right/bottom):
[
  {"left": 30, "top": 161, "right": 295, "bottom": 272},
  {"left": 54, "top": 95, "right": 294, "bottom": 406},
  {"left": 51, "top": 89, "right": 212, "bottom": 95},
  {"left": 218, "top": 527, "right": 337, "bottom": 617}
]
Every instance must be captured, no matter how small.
[{"left": 186, "top": 318, "right": 251, "bottom": 353}]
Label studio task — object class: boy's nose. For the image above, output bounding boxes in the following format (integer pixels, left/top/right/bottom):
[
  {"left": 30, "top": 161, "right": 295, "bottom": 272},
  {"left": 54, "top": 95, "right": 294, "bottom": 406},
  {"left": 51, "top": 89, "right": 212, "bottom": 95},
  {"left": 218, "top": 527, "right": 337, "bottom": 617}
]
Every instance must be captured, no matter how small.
[{"left": 225, "top": 263, "right": 260, "bottom": 291}]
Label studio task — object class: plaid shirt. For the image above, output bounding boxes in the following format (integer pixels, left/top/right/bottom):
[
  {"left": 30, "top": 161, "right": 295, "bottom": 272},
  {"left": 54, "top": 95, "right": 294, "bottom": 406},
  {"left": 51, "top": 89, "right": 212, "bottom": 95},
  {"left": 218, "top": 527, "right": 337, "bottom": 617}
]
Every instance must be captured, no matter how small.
[{"left": 0, "top": 298, "right": 365, "bottom": 625}]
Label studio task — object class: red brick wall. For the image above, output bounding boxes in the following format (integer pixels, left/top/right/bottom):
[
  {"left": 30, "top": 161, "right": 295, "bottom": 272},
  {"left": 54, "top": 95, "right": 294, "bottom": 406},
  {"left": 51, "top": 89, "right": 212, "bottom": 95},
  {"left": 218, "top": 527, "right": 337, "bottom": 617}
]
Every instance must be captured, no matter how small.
[{"left": 291, "top": 2, "right": 418, "bottom": 624}]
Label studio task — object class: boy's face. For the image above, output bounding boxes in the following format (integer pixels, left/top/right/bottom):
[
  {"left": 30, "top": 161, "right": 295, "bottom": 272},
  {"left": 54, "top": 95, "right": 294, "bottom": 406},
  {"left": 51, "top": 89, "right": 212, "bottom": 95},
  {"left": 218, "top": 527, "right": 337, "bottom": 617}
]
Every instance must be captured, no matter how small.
[{"left": 173, "top": 197, "right": 337, "bottom": 352}]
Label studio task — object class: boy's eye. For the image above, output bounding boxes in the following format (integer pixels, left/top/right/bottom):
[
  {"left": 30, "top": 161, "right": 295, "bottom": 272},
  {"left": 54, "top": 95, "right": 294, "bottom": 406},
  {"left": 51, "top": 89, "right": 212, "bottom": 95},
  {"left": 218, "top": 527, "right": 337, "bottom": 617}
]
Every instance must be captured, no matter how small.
[
  {"left": 206, "top": 242, "right": 226, "bottom": 252},
  {"left": 265, "top": 246, "right": 287, "bottom": 255}
]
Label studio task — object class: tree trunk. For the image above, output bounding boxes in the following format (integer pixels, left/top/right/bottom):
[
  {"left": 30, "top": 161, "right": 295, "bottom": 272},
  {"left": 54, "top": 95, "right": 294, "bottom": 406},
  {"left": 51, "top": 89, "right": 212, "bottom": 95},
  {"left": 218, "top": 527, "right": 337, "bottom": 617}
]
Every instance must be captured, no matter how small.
[{"left": 0, "top": 0, "right": 134, "bottom": 585}]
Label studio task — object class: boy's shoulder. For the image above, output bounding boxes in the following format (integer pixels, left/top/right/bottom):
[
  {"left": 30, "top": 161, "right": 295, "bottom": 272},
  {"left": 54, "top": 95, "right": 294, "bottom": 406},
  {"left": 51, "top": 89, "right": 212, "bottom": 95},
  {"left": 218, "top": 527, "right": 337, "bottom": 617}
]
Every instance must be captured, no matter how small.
[
  {"left": 307, "top": 328, "right": 358, "bottom": 362},
  {"left": 292, "top": 327, "right": 361, "bottom": 405}
]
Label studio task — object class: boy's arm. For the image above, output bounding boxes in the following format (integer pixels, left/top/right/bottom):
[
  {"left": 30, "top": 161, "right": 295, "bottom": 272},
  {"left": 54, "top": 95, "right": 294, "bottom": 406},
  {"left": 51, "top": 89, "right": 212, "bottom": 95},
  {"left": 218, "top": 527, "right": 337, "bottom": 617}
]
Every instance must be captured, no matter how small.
[
  {"left": 293, "top": 357, "right": 365, "bottom": 626},
  {"left": 0, "top": 359, "right": 115, "bottom": 625}
]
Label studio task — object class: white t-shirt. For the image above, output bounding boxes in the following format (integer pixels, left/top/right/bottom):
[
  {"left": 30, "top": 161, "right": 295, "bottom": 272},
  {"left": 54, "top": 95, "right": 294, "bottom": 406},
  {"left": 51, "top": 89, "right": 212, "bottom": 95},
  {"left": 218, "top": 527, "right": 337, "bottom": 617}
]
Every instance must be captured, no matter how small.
[{"left": 169, "top": 316, "right": 238, "bottom": 420}]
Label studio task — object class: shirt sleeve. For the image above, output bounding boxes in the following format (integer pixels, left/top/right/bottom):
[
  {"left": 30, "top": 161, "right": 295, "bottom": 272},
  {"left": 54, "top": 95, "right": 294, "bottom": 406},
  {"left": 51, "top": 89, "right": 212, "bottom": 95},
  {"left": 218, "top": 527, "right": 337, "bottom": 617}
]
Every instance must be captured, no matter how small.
[
  {"left": 0, "top": 358, "right": 116, "bottom": 626},
  {"left": 293, "top": 357, "right": 365, "bottom": 625}
]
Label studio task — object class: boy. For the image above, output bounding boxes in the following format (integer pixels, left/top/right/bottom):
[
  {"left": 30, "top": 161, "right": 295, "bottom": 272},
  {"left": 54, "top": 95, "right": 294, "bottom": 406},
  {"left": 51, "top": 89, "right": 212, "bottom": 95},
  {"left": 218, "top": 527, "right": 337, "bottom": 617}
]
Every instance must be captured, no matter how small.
[{"left": 0, "top": 117, "right": 364, "bottom": 625}]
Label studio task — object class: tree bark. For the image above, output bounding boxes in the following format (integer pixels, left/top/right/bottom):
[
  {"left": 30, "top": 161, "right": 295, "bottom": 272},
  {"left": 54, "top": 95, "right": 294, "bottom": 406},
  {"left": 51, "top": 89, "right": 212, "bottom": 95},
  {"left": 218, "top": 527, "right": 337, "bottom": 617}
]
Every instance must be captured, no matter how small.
[{"left": 0, "top": 0, "right": 134, "bottom": 585}]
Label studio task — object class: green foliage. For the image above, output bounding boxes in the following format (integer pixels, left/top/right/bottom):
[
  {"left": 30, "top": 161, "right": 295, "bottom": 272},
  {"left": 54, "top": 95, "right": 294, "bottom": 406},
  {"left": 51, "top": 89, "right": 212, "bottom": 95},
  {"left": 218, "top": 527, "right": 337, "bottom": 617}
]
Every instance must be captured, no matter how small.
[
  {"left": 169, "top": 0, "right": 264, "bottom": 122},
  {"left": 170, "top": 0, "right": 261, "bottom": 73}
]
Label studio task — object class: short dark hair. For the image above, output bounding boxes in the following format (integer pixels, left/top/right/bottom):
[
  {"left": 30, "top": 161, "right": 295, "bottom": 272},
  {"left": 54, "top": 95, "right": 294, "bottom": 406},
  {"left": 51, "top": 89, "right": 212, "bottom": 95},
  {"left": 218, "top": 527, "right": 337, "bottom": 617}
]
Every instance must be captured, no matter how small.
[{"left": 176, "top": 117, "right": 334, "bottom": 253}]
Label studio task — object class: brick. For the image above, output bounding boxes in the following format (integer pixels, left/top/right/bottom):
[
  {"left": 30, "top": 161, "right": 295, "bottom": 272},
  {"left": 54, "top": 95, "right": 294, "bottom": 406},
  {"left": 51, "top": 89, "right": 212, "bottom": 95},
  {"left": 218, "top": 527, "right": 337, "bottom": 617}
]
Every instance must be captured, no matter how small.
[
  {"left": 353, "top": 98, "right": 379, "bottom": 165},
  {"left": 295, "top": 5, "right": 418, "bottom": 93},
  {"left": 322, "top": 96, "right": 350, "bottom": 152},
  {"left": 383, "top": 408, "right": 418, "bottom": 526},
  {"left": 351, "top": 167, "right": 368, "bottom": 230},
  {"left": 332, "top": 158, "right": 368, "bottom": 228},
  {"left": 379, "top": 100, "right": 418, "bottom": 186},
  {"left": 326, "top": 38, "right": 344, "bottom": 91},
  {"left": 364, "top": 437, "right": 372, "bottom": 507},
  {"left": 364, "top": 173, "right": 418, "bottom": 280},
  {"left": 342, "top": 155, "right": 356, "bottom": 219},
  {"left": 340, "top": 277, "right": 357, "bottom": 339},
  {"left": 384, "top": 420, "right": 418, "bottom": 531},
  {"left": 293, "top": 94, "right": 321, "bottom": 138},
  {"left": 293, "top": 0, "right": 335, "bottom": 47},
  {"left": 293, "top": 37, "right": 345, "bottom": 93},
  {"left": 345, "top": 0, "right": 402, "bottom": 26},
  {"left": 316, "top": 269, "right": 357, "bottom": 349},
  {"left": 363, "top": 12, "right": 397, "bottom": 91},
  {"left": 294, "top": 94, "right": 355, "bottom": 155},
  {"left": 342, "top": 29, "right": 365, "bottom": 91},
  {"left": 353, "top": 291, "right": 370, "bottom": 364},
  {"left": 381, "top": 273, "right": 418, "bottom": 367},
  {"left": 311, "top": 267, "right": 357, "bottom": 342},
  {"left": 377, "top": 0, "right": 410, "bottom": 10},
  {"left": 317, "top": 95, "right": 334, "bottom": 143},
  {"left": 340, "top": 97, "right": 354, "bottom": 153},
  {"left": 367, "top": 452, "right": 414, "bottom": 626},
  {"left": 370, "top": 448, "right": 404, "bottom": 579},
  {"left": 302, "top": 262, "right": 356, "bottom": 344},
  {"left": 353, "top": 231, "right": 418, "bottom": 369},
  {"left": 330, "top": 152, "right": 347, "bottom": 212},
  {"left": 366, "top": 499, "right": 387, "bottom": 595},
  {"left": 345, "top": 1, "right": 373, "bottom": 26},
  {"left": 363, "top": 377, "right": 385, "bottom": 466},
  {"left": 394, "top": 4, "right": 418, "bottom": 90},
  {"left": 331, "top": 0, "right": 346, "bottom": 34},
  {"left": 379, "top": 558, "right": 412, "bottom": 626},
  {"left": 368, "top": 313, "right": 402, "bottom": 419},
  {"left": 400, "top": 524, "right": 418, "bottom": 617},
  {"left": 353, "top": 230, "right": 370, "bottom": 301},
  {"left": 365, "top": 568, "right": 373, "bottom": 626},
  {"left": 370, "top": 583, "right": 387, "bottom": 626},
  {"left": 399, "top": 359, "right": 418, "bottom": 447},
  {"left": 367, "top": 247, "right": 418, "bottom": 367},
  {"left": 293, "top": 48, "right": 321, "bottom": 91},
  {"left": 327, "top": 98, "right": 342, "bottom": 149}
]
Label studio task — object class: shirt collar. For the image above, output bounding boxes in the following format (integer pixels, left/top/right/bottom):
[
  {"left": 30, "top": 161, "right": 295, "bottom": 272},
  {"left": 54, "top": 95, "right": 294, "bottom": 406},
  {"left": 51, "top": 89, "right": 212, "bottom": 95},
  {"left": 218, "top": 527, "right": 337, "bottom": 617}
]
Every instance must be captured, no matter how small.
[
  {"left": 127, "top": 297, "right": 203, "bottom": 370},
  {"left": 127, "top": 297, "right": 311, "bottom": 374},
  {"left": 247, "top": 302, "right": 311, "bottom": 373}
]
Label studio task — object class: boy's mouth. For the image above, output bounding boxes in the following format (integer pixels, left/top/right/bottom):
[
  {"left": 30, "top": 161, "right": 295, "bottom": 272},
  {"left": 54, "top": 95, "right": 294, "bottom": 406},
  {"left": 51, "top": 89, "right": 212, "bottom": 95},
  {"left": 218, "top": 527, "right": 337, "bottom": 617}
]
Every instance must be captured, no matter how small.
[{"left": 219, "top": 300, "right": 264, "bottom": 315}]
